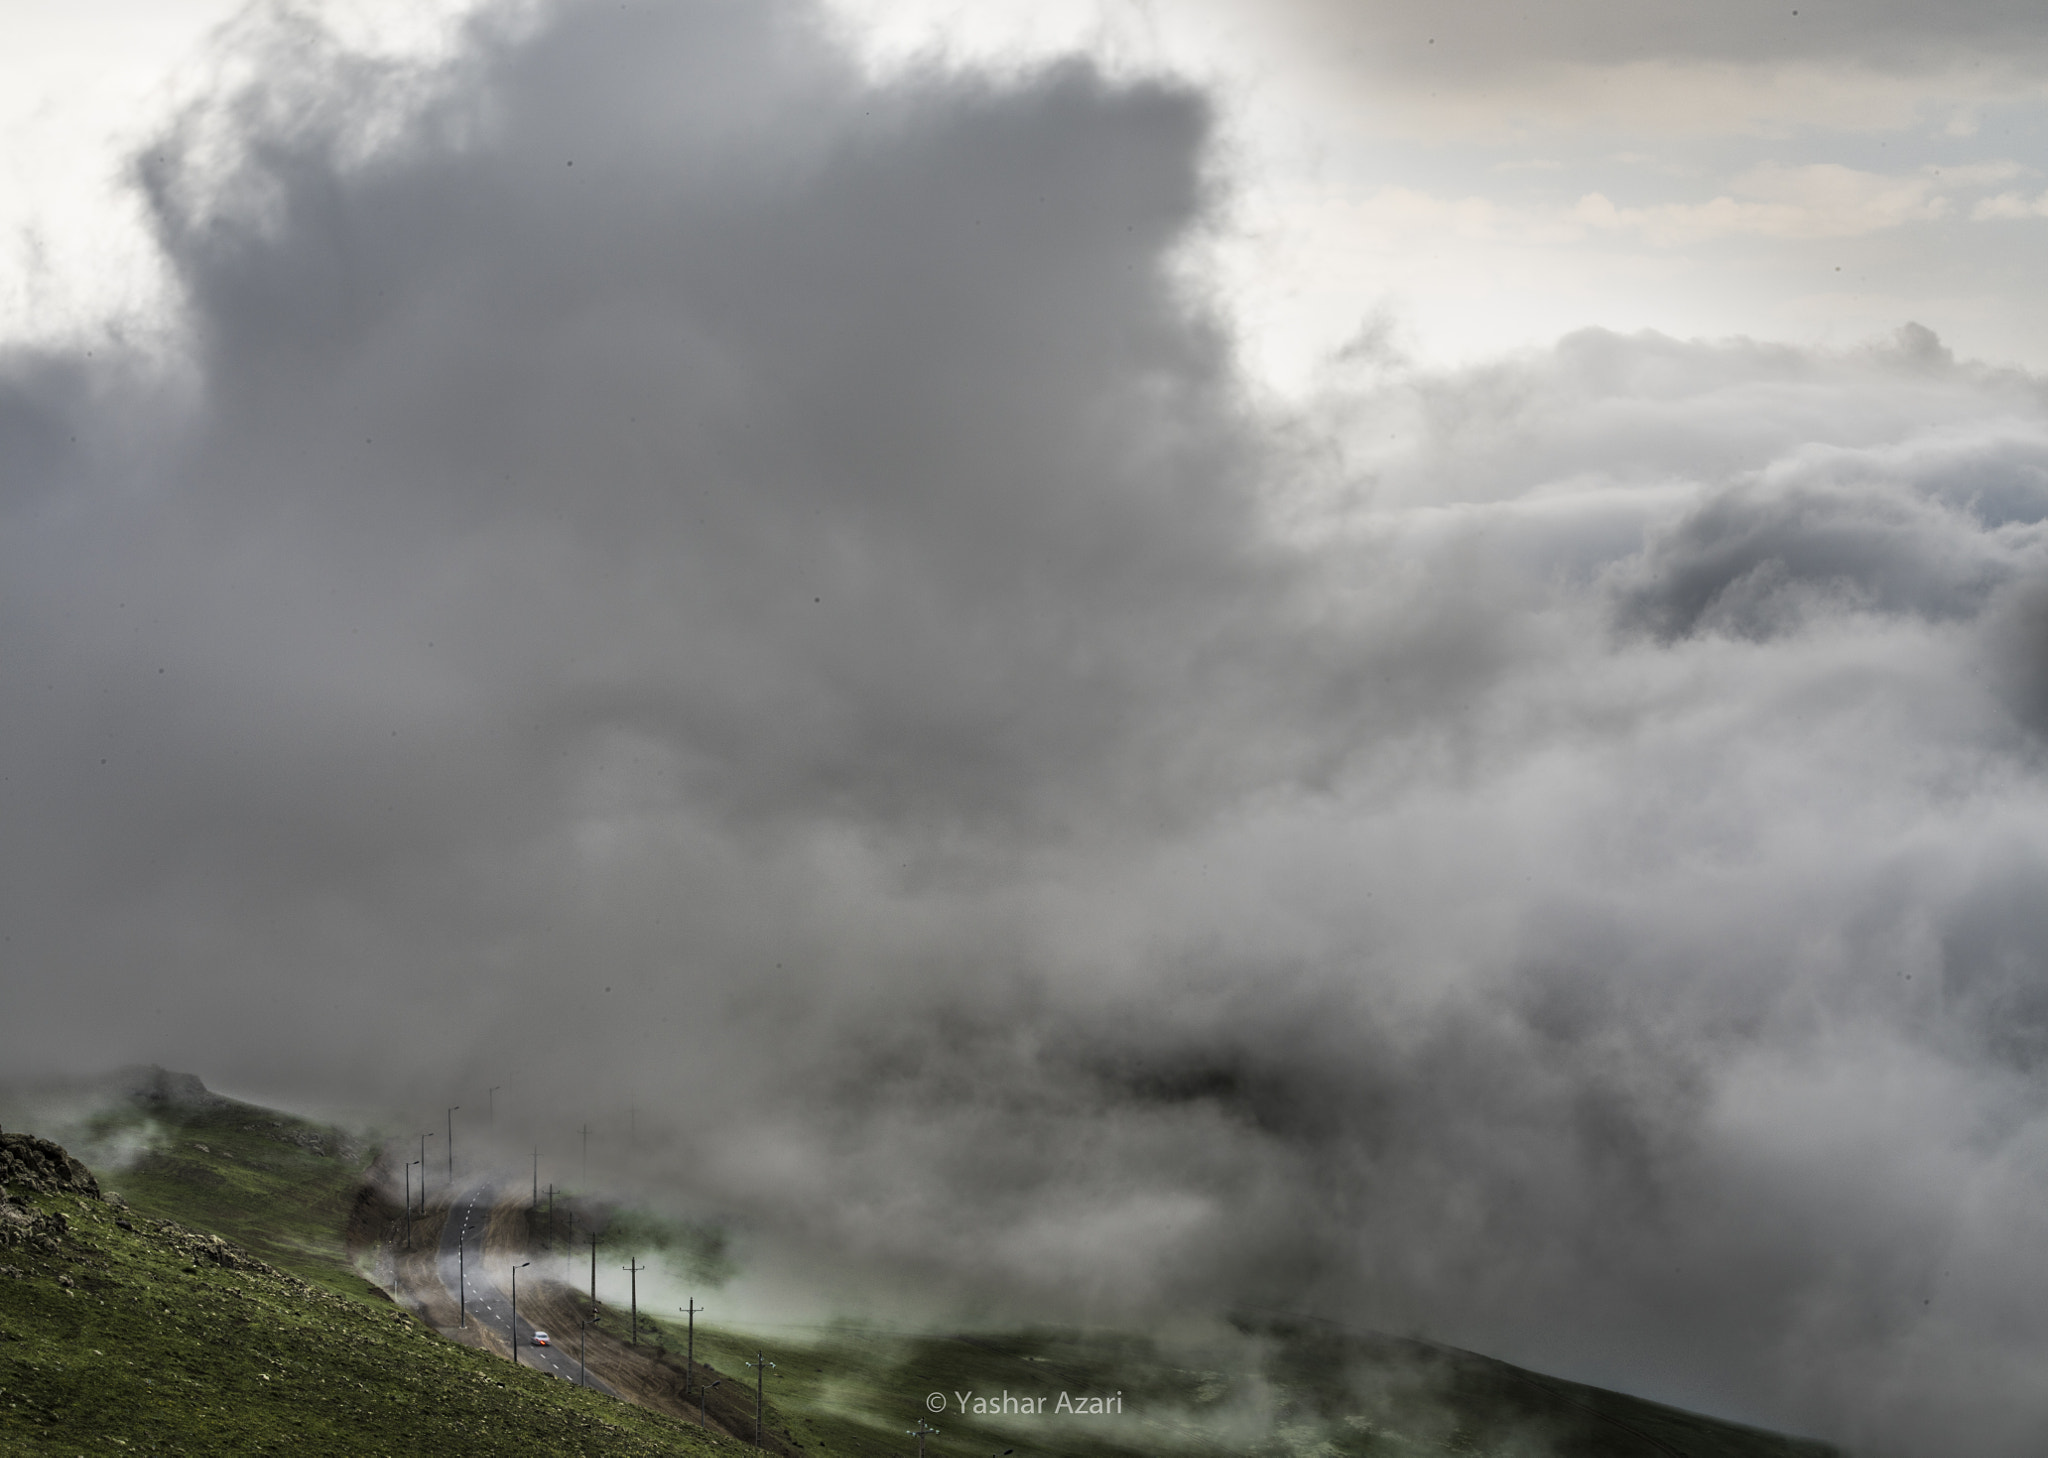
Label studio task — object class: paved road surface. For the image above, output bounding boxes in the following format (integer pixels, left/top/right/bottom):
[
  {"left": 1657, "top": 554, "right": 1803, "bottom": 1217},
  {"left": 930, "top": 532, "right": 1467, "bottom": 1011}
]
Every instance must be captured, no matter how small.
[{"left": 437, "top": 1180, "right": 616, "bottom": 1395}]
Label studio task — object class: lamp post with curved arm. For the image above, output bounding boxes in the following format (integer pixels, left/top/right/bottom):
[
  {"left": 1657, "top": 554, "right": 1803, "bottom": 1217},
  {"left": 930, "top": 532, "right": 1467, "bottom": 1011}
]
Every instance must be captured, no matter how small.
[{"left": 510, "top": 1261, "right": 531, "bottom": 1366}]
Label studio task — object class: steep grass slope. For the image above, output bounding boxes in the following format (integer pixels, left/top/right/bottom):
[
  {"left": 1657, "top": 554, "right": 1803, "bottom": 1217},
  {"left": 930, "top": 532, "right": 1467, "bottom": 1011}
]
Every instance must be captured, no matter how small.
[
  {"left": 0, "top": 1125, "right": 733, "bottom": 1457},
  {"left": 0, "top": 1068, "right": 381, "bottom": 1301},
  {"left": 1, "top": 1074, "right": 1842, "bottom": 1458}
]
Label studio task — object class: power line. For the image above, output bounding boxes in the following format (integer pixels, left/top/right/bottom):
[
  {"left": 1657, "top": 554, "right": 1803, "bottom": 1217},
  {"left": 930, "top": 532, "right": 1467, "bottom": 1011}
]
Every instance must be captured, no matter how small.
[
  {"left": 622, "top": 1257, "right": 646, "bottom": 1346},
  {"left": 748, "top": 1351, "right": 778, "bottom": 1447},
  {"left": 680, "top": 1298, "right": 703, "bottom": 1395}
]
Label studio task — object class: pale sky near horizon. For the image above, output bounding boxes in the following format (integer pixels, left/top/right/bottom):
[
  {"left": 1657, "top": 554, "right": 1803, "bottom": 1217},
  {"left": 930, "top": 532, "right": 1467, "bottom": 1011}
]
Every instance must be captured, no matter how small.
[{"left": 9, "top": 0, "right": 2048, "bottom": 385}]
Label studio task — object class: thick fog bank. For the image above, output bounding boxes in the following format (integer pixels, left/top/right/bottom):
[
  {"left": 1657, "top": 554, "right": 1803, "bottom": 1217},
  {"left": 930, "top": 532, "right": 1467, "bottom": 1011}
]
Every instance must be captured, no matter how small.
[{"left": 5, "top": 3, "right": 2048, "bottom": 1453}]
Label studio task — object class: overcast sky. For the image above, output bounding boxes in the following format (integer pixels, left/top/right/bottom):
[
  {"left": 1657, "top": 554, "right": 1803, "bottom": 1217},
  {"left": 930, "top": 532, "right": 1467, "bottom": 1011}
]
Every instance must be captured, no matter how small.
[
  {"left": 10, "top": 0, "right": 2048, "bottom": 380},
  {"left": 7, "top": 4, "right": 2048, "bottom": 1456}
]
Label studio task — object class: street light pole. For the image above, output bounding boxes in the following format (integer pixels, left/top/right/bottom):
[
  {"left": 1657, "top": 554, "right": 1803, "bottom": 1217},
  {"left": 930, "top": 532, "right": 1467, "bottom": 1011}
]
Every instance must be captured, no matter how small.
[
  {"left": 510, "top": 1261, "right": 531, "bottom": 1366},
  {"left": 447, "top": 1106, "right": 459, "bottom": 1184},
  {"left": 458, "top": 1234, "right": 466, "bottom": 1328}
]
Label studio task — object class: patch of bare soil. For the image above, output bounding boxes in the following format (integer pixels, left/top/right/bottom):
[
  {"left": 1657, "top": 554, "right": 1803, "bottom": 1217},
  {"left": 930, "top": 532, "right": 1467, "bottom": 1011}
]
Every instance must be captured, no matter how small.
[
  {"left": 468, "top": 1191, "right": 805, "bottom": 1455},
  {"left": 517, "top": 1275, "right": 810, "bottom": 1456}
]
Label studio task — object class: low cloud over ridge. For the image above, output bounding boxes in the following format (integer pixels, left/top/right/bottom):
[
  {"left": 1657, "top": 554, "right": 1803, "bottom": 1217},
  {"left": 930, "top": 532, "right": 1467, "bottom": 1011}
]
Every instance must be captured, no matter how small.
[{"left": 6, "top": 4, "right": 2048, "bottom": 1456}]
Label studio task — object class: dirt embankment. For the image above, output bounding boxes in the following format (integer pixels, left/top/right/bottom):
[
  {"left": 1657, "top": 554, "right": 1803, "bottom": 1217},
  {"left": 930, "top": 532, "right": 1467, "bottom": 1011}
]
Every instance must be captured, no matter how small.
[
  {"left": 342, "top": 1149, "right": 481, "bottom": 1344},
  {"left": 470, "top": 1192, "right": 806, "bottom": 1455},
  {"left": 354, "top": 1163, "right": 808, "bottom": 1454}
]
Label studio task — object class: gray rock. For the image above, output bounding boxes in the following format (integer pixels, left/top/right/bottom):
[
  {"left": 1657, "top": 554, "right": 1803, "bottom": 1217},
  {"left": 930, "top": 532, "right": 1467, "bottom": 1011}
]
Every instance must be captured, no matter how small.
[{"left": 0, "top": 1129, "right": 101, "bottom": 1202}]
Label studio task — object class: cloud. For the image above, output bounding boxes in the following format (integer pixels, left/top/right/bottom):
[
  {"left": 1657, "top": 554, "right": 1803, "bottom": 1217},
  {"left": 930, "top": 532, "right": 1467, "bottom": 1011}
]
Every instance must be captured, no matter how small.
[
  {"left": 1578, "top": 164, "right": 1970, "bottom": 243},
  {"left": 9, "top": 4, "right": 2048, "bottom": 1456},
  {"left": 1974, "top": 189, "right": 2048, "bottom": 220},
  {"left": 1320, "top": 161, "right": 2018, "bottom": 261},
  {"left": 1156, "top": 0, "right": 2048, "bottom": 139},
  {"left": 1259, "top": 0, "right": 2048, "bottom": 81}
]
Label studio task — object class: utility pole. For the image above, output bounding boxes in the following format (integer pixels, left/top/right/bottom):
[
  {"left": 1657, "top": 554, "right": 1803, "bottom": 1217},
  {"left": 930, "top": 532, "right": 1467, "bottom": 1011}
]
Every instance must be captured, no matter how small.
[
  {"left": 420, "top": 1132, "right": 434, "bottom": 1212},
  {"left": 622, "top": 1258, "right": 645, "bottom": 1345},
  {"left": 749, "top": 1351, "right": 777, "bottom": 1447},
  {"left": 589, "top": 1231, "right": 598, "bottom": 1304},
  {"left": 906, "top": 1419, "right": 939, "bottom": 1458},
  {"left": 680, "top": 1299, "right": 702, "bottom": 1392},
  {"left": 447, "top": 1106, "right": 459, "bottom": 1183},
  {"left": 510, "top": 1261, "right": 530, "bottom": 1366}
]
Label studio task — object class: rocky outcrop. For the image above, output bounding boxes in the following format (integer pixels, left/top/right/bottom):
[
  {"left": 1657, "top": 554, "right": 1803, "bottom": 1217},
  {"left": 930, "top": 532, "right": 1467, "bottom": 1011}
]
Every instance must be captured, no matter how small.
[
  {"left": 0, "top": 1128, "right": 96, "bottom": 1254},
  {"left": 0, "top": 1128, "right": 102, "bottom": 1202}
]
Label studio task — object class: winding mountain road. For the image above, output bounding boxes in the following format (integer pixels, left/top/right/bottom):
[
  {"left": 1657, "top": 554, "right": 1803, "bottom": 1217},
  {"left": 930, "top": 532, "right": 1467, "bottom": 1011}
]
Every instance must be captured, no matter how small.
[{"left": 436, "top": 1179, "right": 616, "bottom": 1394}]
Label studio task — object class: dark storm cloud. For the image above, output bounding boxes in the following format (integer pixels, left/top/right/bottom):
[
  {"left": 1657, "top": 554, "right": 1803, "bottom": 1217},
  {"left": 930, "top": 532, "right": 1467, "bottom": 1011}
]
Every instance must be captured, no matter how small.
[
  {"left": 125, "top": 0, "right": 1304, "bottom": 843},
  {"left": 1615, "top": 342, "right": 2048, "bottom": 641},
  {"left": 9, "top": 4, "right": 2048, "bottom": 1457}
]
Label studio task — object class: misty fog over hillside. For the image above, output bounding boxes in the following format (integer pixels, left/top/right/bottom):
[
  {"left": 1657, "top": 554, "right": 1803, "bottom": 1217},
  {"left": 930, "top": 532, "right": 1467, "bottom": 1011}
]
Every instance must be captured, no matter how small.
[{"left": 7, "top": 2, "right": 2048, "bottom": 1455}]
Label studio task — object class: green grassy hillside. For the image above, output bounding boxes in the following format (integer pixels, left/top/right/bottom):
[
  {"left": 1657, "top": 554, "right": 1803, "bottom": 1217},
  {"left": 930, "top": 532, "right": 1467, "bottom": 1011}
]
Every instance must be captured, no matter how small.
[
  {"left": 1225, "top": 1318, "right": 1836, "bottom": 1458},
  {"left": 0, "top": 1142, "right": 732, "bottom": 1456},
  {"left": 0, "top": 1070, "right": 383, "bottom": 1302},
  {"left": 84, "top": 1100, "right": 383, "bottom": 1303},
  {"left": 0, "top": 1076, "right": 1842, "bottom": 1458},
  {"left": 624, "top": 1312, "right": 1838, "bottom": 1458}
]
